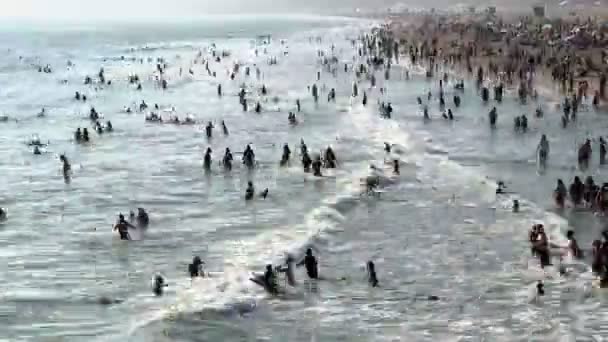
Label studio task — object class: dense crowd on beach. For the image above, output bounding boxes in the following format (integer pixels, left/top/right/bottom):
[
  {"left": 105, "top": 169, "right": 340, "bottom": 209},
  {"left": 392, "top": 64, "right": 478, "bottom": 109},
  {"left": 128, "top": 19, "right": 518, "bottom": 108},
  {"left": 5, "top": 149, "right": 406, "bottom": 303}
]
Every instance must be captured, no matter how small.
[{"left": 386, "top": 7, "right": 608, "bottom": 289}]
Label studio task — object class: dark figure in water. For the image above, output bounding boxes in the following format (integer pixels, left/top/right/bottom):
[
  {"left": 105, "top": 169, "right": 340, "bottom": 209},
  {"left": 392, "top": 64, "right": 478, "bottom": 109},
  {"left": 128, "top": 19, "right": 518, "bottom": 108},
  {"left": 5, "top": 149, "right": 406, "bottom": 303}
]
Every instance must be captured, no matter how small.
[
  {"left": 312, "top": 155, "right": 322, "bottom": 177},
  {"left": 188, "top": 256, "right": 205, "bottom": 278},
  {"left": 153, "top": 275, "right": 167, "bottom": 296},
  {"left": 205, "top": 122, "right": 213, "bottom": 139},
  {"left": 83, "top": 128, "right": 90, "bottom": 142},
  {"left": 113, "top": 214, "right": 135, "bottom": 240},
  {"left": 536, "top": 281, "right": 544, "bottom": 296},
  {"left": 245, "top": 181, "right": 255, "bottom": 200},
  {"left": 384, "top": 143, "right": 391, "bottom": 153},
  {"left": 513, "top": 199, "right": 520, "bottom": 213},
  {"left": 592, "top": 240, "right": 603, "bottom": 274},
  {"left": 324, "top": 146, "right": 337, "bottom": 168},
  {"left": 59, "top": 154, "right": 71, "bottom": 176},
  {"left": 297, "top": 248, "right": 318, "bottom": 279},
  {"left": 137, "top": 208, "right": 149, "bottom": 226},
  {"left": 494, "top": 84, "right": 503, "bottom": 102},
  {"left": 520, "top": 115, "right": 528, "bottom": 132},
  {"left": 600, "top": 137, "right": 607, "bottom": 165},
  {"left": 223, "top": 148, "right": 233, "bottom": 171},
  {"left": 264, "top": 264, "right": 278, "bottom": 294},
  {"left": 533, "top": 225, "right": 551, "bottom": 268},
  {"left": 95, "top": 121, "right": 103, "bottom": 134},
  {"left": 203, "top": 147, "right": 212, "bottom": 171},
  {"left": 488, "top": 107, "right": 497, "bottom": 128},
  {"left": 222, "top": 120, "right": 229, "bottom": 136},
  {"left": 302, "top": 151, "right": 312, "bottom": 172},
  {"left": 496, "top": 181, "right": 507, "bottom": 194},
  {"left": 569, "top": 176, "right": 585, "bottom": 206},
  {"left": 514, "top": 116, "right": 521, "bottom": 131},
  {"left": 243, "top": 144, "right": 255, "bottom": 169},
  {"left": 578, "top": 139, "right": 592, "bottom": 171},
  {"left": 566, "top": 230, "right": 583, "bottom": 259},
  {"left": 280, "top": 144, "right": 291, "bottom": 166},
  {"left": 453, "top": 95, "right": 460, "bottom": 108},
  {"left": 106, "top": 121, "right": 113, "bottom": 132},
  {"left": 367, "top": 261, "right": 379, "bottom": 287},
  {"left": 260, "top": 188, "right": 269, "bottom": 199},
  {"left": 481, "top": 87, "right": 489, "bottom": 102}
]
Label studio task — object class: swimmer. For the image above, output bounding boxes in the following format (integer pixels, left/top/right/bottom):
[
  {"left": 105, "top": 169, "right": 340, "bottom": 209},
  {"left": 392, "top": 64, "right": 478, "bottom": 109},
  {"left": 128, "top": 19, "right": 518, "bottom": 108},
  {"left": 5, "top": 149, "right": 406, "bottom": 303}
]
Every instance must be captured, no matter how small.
[
  {"left": 496, "top": 181, "right": 506, "bottom": 194},
  {"left": 223, "top": 148, "right": 233, "bottom": 171},
  {"left": 537, "top": 134, "right": 549, "bottom": 167},
  {"left": 264, "top": 264, "right": 278, "bottom": 294},
  {"left": 0, "top": 207, "right": 6, "bottom": 221},
  {"left": 188, "top": 256, "right": 205, "bottom": 278},
  {"left": 33, "top": 146, "right": 41, "bottom": 155},
  {"left": 312, "top": 155, "right": 322, "bottom": 177},
  {"left": 536, "top": 281, "right": 545, "bottom": 296},
  {"left": 59, "top": 155, "right": 71, "bottom": 175},
  {"left": 113, "top": 214, "right": 135, "bottom": 240},
  {"left": 276, "top": 254, "right": 297, "bottom": 286},
  {"left": 245, "top": 181, "right": 255, "bottom": 200},
  {"left": 393, "top": 159, "right": 400, "bottom": 175},
  {"left": 554, "top": 179, "right": 567, "bottom": 208},
  {"left": 136, "top": 208, "right": 149, "bottom": 226},
  {"left": 152, "top": 275, "right": 167, "bottom": 296},
  {"left": 260, "top": 188, "right": 269, "bottom": 199},
  {"left": 566, "top": 230, "right": 583, "bottom": 259},
  {"left": 203, "top": 147, "right": 212, "bottom": 171},
  {"left": 513, "top": 199, "right": 519, "bottom": 213},
  {"left": 205, "top": 122, "right": 213, "bottom": 138},
  {"left": 297, "top": 248, "right": 318, "bottom": 280},
  {"left": 384, "top": 142, "right": 391, "bottom": 153},
  {"left": 367, "top": 261, "right": 379, "bottom": 287},
  {"left": 222, "top": 120, "right": 229, "bottom": 136}
]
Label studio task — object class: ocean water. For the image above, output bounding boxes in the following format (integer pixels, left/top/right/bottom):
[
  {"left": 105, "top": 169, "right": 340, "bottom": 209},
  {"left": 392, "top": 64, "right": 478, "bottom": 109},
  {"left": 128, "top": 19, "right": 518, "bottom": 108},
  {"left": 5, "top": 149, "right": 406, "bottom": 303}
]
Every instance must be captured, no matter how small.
[{"left": 1, "top": 14, "right": 608, "bottom": 342}]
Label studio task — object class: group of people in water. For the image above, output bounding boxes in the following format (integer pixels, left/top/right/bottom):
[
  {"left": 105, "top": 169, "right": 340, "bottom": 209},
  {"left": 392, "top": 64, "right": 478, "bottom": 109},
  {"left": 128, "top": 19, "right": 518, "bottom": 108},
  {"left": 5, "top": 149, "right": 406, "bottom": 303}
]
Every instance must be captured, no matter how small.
[
  {"left": 397, "top": 10, "right": 608, "bottom": 297},
  {"left": 14, "top": 6, "right": 608, "bottom": 307},
  {"left": 529, "top": 223, "right": 608, "bottom": 288},
  {"left": 184, "top": 248, "right": 378, "bottom": 296},
  {"left": 554, "top": 175, "right": 608, "bottom": 213},
  {"left": 112, "top": 208, "right": 149, "bottom": 241}
]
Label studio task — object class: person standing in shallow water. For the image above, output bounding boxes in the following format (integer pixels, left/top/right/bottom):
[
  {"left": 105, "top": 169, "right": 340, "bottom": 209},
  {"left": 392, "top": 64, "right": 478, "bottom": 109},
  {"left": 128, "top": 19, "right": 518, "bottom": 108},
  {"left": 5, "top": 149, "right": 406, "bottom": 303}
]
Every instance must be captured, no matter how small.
[
  {"left": 113, "top": 214, "right": 135, "bottom": 240},
  {"left": 245, "top": 181, "right": 255, "bottom": 200},
  {"left": 297, "top": 248, "right": 318, "bottom": 279},
  {"left": 367, "top": 261, "right": 379, "bottom": 287}
]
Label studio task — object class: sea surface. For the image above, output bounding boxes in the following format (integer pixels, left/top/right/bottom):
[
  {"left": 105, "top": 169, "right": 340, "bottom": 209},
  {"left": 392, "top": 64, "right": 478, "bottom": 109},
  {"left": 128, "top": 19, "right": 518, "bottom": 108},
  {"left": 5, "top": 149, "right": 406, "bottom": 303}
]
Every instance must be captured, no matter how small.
[{"left": 2, "top": 14, "right": 608, "bottom": 342}]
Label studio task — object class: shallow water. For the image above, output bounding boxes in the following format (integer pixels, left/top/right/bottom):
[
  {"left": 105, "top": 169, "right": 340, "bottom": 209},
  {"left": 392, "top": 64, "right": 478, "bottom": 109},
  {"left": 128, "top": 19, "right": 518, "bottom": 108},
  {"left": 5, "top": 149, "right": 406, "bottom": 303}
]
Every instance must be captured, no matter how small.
[{"left": 2, "top": 14, "right": 608, "bottom": 342}]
